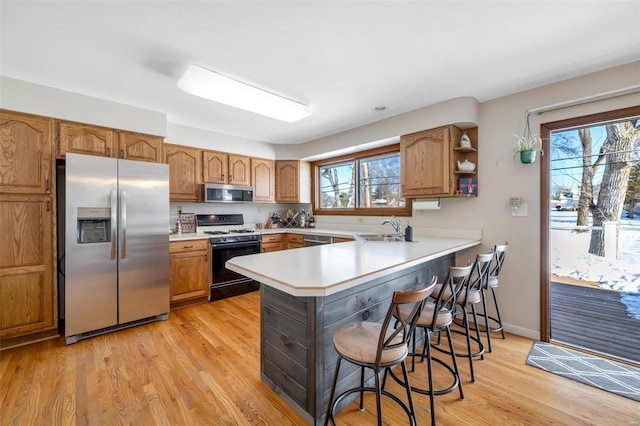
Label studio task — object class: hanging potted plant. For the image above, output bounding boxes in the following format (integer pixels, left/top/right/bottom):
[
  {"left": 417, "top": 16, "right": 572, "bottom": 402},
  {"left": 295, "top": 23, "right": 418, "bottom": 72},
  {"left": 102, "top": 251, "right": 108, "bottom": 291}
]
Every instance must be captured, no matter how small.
[
  {"left": 514, "top": 134, "right": 544, "bottom": 163},
  {"left": 514, "top": 114, "right": 544, "bottom": 164}
]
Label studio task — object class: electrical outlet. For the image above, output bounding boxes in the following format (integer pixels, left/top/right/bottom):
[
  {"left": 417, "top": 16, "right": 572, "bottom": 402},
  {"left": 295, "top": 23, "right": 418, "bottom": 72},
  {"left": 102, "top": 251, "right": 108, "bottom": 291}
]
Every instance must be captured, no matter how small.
[
  {"left": 357, "top": 217, "right": 364, "bottom": 223},
  {"left": 510, "top": 197, "right": 521, "bottom": 209}
]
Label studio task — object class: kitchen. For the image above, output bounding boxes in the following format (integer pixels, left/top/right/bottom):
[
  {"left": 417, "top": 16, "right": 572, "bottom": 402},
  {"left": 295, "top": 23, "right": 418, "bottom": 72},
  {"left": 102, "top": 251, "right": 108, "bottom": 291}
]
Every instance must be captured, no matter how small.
[{"left": 1, "top": 1, "right": 640, "bottom": 424}]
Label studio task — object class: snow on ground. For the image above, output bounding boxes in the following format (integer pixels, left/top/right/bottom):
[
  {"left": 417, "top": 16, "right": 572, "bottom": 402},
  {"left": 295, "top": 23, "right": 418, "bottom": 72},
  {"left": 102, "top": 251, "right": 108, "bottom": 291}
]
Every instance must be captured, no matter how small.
[{"left": 551, "top": 211, "right": 640, "bottom": 319}]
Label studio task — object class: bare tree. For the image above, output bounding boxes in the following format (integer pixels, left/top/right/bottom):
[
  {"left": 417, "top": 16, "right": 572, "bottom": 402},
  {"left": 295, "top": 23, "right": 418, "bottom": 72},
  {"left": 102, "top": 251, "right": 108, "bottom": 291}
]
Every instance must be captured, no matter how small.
[
  {"left": 625, "top": 161, "right": 640, "bottom": 219},
  {"left": 576, "top": 129, "right": 606, "bottom": 228},
  {"left": 588, "top": 121, "right": 639, "bottom": 256}
]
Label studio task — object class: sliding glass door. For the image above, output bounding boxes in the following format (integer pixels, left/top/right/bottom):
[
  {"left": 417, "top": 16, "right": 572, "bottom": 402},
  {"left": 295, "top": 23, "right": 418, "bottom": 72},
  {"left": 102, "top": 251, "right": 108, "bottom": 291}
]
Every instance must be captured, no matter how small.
[{"left": 541, "top": 106, "right": 640, "bottom": 365}]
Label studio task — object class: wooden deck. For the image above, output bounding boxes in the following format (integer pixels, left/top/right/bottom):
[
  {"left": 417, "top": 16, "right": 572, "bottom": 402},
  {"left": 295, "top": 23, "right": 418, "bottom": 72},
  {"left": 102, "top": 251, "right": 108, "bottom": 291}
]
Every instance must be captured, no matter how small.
[{"left": 550, "top": 281, "right": 640, "bottom": 365}]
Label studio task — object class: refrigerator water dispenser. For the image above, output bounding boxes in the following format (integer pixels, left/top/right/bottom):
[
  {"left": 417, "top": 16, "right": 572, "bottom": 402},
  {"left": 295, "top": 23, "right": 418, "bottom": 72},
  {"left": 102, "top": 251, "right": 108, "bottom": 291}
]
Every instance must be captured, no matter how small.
[{"left": 77, "top": 207, "right": 111, "bottom": 244}]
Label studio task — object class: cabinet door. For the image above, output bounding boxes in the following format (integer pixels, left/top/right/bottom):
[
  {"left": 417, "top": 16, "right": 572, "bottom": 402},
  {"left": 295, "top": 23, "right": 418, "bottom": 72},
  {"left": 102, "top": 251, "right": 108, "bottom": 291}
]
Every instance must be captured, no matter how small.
[
  {"left": 169, "top": 249, "right": 209, "bottom": 303},
  {"left": 164, "top": 144, "right": 201, "bottom": 201},
  {"left": 401, "top": 126, "right": 451, "bottom": 197},
  {"left": 0, "top": 111, "right": 53, "bottom": 195},
  {"left": 275, "top": 160, "right": 300, "bottom": 203},
  {"left": 58, "top": 121, "right": 116, "bottom": 159},
  {"left": 0, "top": 195, "right": 55, "bottom": 339},
  {"left": 228, "top": 155, "right": 251, "bottom": 186},
  {"left": 202, "top": 150, "right": 228, "bottom": 184},
  {"left": 251, "top": 158, "right": 275, "bottom": 202},
  {"left": 118, "top": 132, "right": 163, "bottom": 163}
]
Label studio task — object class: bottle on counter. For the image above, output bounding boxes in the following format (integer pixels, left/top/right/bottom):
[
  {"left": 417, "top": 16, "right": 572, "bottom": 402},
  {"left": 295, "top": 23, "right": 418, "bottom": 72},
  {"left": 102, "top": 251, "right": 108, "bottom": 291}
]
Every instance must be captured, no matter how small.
[
  {"left": 176, "top": 220, "right": 182, "bottom": 235},
  {"left": 404, "top": 221, "right": 413, "bottom": 242},
  {"left": 308, "top": 216, "right": 315, "bottom": 228}
]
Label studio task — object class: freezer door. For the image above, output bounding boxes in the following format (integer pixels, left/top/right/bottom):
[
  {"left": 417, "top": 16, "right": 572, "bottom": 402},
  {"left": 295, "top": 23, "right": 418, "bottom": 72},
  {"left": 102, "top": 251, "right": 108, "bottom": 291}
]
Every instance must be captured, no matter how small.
[
  {"left": 117, "top": 159, "right": 170, "bottom": 323},
  {"left": 65, "top": 154, "right": 118, "bottom": 336}
]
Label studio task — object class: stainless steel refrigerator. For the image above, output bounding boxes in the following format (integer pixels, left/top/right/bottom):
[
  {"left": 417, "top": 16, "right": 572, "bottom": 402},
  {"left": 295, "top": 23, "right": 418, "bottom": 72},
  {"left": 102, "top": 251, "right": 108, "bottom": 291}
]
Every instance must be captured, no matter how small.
[{"left": 62, "top": 153, "right": 170, "bottom": 344}]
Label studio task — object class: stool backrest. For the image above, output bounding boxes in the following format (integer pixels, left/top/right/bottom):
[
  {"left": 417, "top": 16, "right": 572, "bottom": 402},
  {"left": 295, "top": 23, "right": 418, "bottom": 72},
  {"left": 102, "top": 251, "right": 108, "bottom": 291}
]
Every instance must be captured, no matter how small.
[
  {"left": 429, "top": 264, "right": 473, "bottom": 329},
  {"left": 491, "top": 242, "right": 509, "bottom": 278},
  {"left": 467, "top": 253, "right": 493, "bottom": 293},
  {"left": 375, "top": 276, "right": 437, "bottom": 367}
]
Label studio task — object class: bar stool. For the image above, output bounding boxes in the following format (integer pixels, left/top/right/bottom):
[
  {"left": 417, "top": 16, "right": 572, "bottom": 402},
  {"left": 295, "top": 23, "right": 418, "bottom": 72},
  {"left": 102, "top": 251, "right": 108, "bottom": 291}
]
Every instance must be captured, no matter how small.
[
  {"left": 480, "top": 242, "right": 508, "bottom": 352},
  {"left": 388, "top": 265, "right": 473, "bottom": 426},
  {"left": 447, "top": 253, "right": 493, "bottom": 382},
  {"left": 324, "top": 277, "right": 436, "bottom": 426}
]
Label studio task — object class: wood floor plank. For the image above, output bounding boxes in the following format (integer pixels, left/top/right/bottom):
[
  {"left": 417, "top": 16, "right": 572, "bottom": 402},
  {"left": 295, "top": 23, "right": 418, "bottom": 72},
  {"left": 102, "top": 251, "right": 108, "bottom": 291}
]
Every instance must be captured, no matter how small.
[{"left": 1, "top": 290, "right": 639, "bottom": 425}]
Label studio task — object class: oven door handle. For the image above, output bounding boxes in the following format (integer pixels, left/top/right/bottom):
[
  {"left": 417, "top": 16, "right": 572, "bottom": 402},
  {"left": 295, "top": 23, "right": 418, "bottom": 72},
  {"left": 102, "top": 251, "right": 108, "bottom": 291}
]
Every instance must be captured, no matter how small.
[{"left": 211, "top": 241, "right": 261, "bottom": 249}]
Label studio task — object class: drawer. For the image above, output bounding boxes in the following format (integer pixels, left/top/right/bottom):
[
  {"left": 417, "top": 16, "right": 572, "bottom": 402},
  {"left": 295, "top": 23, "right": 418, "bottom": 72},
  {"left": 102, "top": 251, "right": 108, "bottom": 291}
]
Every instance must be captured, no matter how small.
[
  {"left": 261, "top": 233, "right": 284, "bottom": 243},
  {"left": 261, "top": 242, "right": 283, "bottom": 253},
  {"left": 333, "top": 237, "right": 354, "bottom": 243},
  {"left": 286, "top": 233, "right": 304, "bottom": 243},
  {"left": 170, "top": 239, "right": 209, "bottom": 253}
]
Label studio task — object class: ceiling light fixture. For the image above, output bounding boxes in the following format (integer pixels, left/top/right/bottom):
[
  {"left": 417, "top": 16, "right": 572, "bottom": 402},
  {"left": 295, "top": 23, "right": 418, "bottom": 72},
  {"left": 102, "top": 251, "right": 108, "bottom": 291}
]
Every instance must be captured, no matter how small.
[{"left": 178, "top": 64, "right": 312, "bottom": 122}]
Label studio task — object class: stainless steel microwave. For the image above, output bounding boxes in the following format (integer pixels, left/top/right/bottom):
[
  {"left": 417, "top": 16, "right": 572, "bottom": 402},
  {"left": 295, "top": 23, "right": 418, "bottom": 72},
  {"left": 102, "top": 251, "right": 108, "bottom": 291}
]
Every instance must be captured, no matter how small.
[{"left": 204, "top": 183, "right": 254, "bottom": 203}]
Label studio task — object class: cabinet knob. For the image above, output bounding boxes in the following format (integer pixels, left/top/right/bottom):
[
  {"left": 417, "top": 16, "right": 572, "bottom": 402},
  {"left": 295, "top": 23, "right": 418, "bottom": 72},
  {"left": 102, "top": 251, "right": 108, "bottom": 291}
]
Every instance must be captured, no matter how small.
[
  {"left": 229, "top": 175, "right": 232, "bottom": 182},
  {"left": 107, "top": 147, "right": 111, "bottom": 157},
  {"left": 120, "top": 149, "right": 125, "bottom": 158},
  {"left": 280, "top": 335, "right": 292, "bottom": 345}
]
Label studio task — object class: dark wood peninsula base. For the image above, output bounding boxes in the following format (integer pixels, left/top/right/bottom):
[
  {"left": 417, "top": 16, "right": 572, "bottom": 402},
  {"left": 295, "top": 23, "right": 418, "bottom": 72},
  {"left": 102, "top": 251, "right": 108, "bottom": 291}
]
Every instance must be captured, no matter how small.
[{"left": 260, "top": 253, "right": 454, "bottom": 425}]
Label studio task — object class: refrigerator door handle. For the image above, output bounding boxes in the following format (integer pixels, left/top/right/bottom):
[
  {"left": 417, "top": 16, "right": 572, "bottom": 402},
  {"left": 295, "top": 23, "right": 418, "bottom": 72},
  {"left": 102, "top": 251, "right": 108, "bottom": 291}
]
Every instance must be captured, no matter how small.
[
  {"left": 110, "top": 189, "right": 117, "bottom": 260},
  {"left": 120, "top": 190, "right": 127, "bottom": 259}
]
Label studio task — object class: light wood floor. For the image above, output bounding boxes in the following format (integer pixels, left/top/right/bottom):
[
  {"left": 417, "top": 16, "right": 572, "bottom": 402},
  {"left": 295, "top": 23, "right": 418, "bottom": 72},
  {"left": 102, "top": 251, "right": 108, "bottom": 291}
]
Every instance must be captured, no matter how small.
[{"left": 1, "top": 291, "right": 639, "bottom": 425}]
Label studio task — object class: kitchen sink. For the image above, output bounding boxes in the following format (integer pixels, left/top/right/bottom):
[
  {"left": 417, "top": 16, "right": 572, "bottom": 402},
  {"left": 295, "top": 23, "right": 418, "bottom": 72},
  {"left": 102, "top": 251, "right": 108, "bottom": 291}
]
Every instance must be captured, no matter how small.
[{"left": 357, "top": 233, "right": 405, "bottom": 242}]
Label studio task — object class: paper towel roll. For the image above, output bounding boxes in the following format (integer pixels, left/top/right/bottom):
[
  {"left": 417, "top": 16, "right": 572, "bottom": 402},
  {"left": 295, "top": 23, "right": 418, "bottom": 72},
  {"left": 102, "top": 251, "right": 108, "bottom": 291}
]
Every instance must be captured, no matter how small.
[{"left": 412, "top": 198, "right": 441, "bottom": 210}]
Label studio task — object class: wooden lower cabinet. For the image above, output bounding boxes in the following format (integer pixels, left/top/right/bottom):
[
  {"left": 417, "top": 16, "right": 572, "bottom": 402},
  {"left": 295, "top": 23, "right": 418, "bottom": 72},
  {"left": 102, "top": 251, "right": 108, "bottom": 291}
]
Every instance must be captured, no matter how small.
[
  {"left": 286, "top": 233, "right": 304, "bottom": 249},
  {"left": 261, "top": 234, "right": 284, "bottom": 252},
  {"left": 169, "top": 239, "right": 210, "bottom": 309},
  {"left": 0, "top": 194, "right": 56, "bottom": 342},
  {"left": 332, "top": 237, "right": 354, "bottom": 243}
]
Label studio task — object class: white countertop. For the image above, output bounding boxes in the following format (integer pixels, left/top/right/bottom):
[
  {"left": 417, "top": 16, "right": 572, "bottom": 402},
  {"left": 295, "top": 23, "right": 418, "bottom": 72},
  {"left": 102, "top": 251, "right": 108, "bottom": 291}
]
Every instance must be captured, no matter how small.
[
  {"left": 226, "top": 236, "right": 481, "bottom": 297},
  {"left": 169, "top": 233, "right": 211, "bottom": 242},
  {"left": 169, "top": 228, "right": 355, "bottom": 242}
]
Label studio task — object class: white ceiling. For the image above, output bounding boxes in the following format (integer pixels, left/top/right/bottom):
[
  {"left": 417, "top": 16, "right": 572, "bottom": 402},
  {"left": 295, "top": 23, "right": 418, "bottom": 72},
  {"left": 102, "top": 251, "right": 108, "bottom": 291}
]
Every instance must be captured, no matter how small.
[{"left": 1, "top": 1, "right": 638, "bottom": 144}]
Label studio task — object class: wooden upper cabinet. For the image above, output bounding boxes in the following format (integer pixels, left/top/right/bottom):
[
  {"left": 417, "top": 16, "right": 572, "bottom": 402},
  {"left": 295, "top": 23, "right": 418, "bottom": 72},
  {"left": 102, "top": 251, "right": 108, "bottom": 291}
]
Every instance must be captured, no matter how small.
[
  {"left": 117, "top": 131, "right": 163, "bottom": 163},
  {"left": 0, "top": 111, "right": 53, "bottom": 195},
  {"left": 164, "top": 144, "right": 201, "bottom": 201},
  {"left": 251, "top": 158, "right": 275, "bottom": 202},
  {"left": 203, "top": 151, "right": 251, "bottom": 186},
  {"left": 228, "top": 155, "right": 251, "bottom": 186},
  {"left": 275, "top": 160, "right": 311, "bottom": 203},
  {"left": 58, "top": 121, "right": 116, "bottom": 159},
  {"left": 202, "top": 150, "right": 228, "bottom": 184},
  {"left": 0, "top": 194, "right": 56, "bottom": 339},
  {"left": 401, "top": 126, "right": 453, "bottom": 197}
]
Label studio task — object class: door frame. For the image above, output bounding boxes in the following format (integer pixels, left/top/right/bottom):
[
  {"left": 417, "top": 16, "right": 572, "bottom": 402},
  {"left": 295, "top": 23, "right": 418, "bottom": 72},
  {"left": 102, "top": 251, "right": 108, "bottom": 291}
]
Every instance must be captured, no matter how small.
[{"left": 539, "top": 105, "right": 640, "bottom": 341}]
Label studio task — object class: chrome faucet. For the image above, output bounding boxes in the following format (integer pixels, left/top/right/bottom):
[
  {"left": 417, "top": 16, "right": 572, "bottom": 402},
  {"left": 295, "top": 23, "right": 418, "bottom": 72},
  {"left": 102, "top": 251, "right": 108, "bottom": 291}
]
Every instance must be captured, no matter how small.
[{"left": 381, "top": 216, "right": 402, "bottom": 237}]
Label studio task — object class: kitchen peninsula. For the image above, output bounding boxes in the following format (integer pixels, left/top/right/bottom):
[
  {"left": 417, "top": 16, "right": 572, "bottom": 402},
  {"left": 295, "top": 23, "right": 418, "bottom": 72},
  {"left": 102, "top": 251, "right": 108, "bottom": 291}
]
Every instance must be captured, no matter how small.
[{"left": 226, "top": 235, "right": 481, "bottom": 425}]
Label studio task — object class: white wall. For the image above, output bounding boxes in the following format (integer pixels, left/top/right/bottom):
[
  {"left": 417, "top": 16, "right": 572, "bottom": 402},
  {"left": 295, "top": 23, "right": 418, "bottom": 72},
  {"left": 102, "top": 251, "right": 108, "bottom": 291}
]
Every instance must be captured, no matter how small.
[
  {"left": 166, "top": 123, "right": 276, "bottom": 159},
  {"left": 275, "top": 96, "right": 480, "bottom": 160},
  {"left": 0, "top": 76, "right": 167, "bottom": 136}
]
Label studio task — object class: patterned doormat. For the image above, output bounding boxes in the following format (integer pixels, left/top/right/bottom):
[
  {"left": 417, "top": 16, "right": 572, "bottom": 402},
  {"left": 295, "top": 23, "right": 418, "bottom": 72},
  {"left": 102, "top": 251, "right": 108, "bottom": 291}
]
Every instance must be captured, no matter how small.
[{"left": 526, "top": 341, "right": 640, "bottom": 402}]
